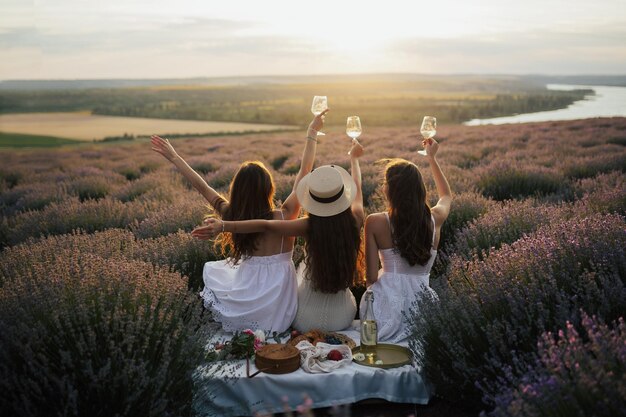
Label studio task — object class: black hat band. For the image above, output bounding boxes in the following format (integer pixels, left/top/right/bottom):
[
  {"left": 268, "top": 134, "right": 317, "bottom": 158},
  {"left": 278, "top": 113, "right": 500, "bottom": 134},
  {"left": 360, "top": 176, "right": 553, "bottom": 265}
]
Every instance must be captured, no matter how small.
[{"left": 309, "top": 185, "right": 344, "bottom": 204}]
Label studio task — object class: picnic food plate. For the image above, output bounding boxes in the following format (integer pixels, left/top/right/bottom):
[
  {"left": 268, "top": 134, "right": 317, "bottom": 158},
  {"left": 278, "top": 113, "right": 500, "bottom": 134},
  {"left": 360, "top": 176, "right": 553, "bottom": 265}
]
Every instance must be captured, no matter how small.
[
  {"left": 287, "top": 329, "right": 356, "bottom": 349},
  {"left": 351, "top": 344, "right": 412, "bottom": 369}
]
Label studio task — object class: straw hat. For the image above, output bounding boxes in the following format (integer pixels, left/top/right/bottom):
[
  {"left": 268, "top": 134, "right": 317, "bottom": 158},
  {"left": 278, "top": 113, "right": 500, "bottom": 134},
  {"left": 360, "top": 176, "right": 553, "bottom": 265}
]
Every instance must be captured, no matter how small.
[{"left": 296, "top": 165, "right": 356, "bottom": 217}]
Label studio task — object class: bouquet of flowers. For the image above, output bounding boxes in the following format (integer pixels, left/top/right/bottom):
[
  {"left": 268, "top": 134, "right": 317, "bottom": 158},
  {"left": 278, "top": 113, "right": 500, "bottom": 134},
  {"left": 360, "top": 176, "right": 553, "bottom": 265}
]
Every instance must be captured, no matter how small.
[{"left": 206, "top": 329, "right": 266, "bottom": 361}]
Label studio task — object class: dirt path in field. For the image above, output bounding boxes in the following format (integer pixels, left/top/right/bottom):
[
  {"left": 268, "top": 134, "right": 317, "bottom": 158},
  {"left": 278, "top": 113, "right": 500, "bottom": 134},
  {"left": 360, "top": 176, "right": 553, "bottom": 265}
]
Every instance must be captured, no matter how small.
[{"left": 0, "top": 112, "right": 297, "bottom": 141}]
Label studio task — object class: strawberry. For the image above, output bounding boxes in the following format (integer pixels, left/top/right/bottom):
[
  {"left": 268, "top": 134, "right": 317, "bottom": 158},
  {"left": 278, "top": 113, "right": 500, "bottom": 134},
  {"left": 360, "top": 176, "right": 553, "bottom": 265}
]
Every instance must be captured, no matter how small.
[{"left": 327, "top": 349, "right": 343, "bottom": 361}]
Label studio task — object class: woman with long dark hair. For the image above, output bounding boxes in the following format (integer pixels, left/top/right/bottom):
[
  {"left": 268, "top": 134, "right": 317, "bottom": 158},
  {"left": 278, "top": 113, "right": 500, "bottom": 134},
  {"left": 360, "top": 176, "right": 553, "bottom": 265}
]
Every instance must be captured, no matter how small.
[
  {"left": 361, "top": 137, "right": 452, "bottom": 342},
  {"left": 150, "top": 110, "right": 327, "bottom": 332},
  {"left": 194, "top": 140, "right": 365, "bottom": 332}
]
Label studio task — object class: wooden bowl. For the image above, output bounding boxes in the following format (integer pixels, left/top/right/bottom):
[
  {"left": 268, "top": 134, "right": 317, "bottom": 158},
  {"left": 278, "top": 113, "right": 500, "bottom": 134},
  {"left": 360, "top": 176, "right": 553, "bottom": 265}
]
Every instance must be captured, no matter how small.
[{"left": 255, "top": 344, "right": 300, "bottom": 374}]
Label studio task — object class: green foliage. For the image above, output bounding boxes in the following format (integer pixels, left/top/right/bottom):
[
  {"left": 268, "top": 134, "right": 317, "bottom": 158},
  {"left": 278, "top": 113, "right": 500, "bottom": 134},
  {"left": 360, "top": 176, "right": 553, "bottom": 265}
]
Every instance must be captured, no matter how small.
[{"left": 0, "top": 132, "right": 79, "bottom": 147}]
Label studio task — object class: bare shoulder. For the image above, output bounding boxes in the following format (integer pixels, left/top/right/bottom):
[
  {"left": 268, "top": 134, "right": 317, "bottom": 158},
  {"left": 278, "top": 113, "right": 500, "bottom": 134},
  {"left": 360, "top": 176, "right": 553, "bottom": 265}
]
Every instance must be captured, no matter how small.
[
  {"left": 430, "top": 205, "right": 449, "bottom": 227},
  {"left": 365, "top": 212, "right": 388, "bottom": 230}
]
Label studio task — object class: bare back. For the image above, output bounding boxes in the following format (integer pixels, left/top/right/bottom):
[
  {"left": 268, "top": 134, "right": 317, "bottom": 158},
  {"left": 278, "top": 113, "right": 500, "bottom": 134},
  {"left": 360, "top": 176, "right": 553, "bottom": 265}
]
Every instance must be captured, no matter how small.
[
  {"left": 247, "top": 209, "right": 296, "bottom": 256},
  {"left": 368, "top": 211, "right": 443, "bottom": 252}
]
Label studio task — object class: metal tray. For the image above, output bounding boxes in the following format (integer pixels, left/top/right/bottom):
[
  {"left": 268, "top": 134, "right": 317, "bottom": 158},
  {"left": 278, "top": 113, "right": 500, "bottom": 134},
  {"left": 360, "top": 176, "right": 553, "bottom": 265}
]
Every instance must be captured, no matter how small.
[{"left": 352, "top": 344, "right": 412, "bottom": 369}]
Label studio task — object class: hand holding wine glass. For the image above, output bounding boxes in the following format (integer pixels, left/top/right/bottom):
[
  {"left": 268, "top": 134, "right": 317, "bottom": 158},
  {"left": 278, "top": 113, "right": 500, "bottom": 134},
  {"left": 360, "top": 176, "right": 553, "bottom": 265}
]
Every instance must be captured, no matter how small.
[
  {"left": 309, "top": 108, "right": 329, "bottom": 136},
  {"left": 418, "top": 116, "right": 436, "bottom": 156},
  {"left": 311, "top": 96, "right": 328, "bottom": 136}
]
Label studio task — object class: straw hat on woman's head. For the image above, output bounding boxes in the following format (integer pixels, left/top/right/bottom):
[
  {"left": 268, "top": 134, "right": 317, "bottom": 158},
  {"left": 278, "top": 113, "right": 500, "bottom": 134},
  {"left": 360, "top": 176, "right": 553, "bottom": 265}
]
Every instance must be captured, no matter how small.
[{"left": 296, "top": 165, "right": 356, "bottom": 217}]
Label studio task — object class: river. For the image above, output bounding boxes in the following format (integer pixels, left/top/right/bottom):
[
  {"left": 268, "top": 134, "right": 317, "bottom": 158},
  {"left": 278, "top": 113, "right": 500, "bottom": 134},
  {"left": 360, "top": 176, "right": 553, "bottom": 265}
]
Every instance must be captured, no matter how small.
[{"left": 464, "top": 84, "right": 626, "bottom": 126}]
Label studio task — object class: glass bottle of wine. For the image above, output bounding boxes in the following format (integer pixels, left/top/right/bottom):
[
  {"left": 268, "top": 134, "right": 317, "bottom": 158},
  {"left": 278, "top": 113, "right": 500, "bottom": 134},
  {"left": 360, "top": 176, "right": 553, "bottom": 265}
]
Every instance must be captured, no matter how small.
[{"left": 360, "top": 290, "right": 378, "bottom": 361}]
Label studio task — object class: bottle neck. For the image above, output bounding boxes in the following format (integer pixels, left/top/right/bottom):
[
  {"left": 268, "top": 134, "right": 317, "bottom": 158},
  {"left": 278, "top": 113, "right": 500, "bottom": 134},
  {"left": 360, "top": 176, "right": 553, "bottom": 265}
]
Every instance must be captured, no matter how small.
[{"left": 364, "top": 295, "right": 375, "bottom": 321}]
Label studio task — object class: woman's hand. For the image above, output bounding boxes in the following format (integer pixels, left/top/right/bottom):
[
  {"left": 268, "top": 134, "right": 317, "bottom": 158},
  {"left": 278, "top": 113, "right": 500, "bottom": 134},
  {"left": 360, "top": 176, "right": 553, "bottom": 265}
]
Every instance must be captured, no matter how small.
[
  {"left": 151, "top": 135, "right": 179, "bottom": 162},
  {"left": 308, "top": 109, "right": 329, "bottom": 136},
  {"left": 422, "top": 137, "right": 439, "bottom": 157},
  {"left": 191, "top": 218, "right": 223, "bottom": 240},
  {"left": 349, "top": 139, "right": 364, "bottom": 158}
]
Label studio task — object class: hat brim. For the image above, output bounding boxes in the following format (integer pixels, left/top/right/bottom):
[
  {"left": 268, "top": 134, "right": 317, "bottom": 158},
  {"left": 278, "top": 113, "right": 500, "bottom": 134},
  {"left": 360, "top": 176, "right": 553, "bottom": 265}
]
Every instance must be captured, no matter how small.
[{"left": 296, "top": 165, "right": 357, "bottom": 217}]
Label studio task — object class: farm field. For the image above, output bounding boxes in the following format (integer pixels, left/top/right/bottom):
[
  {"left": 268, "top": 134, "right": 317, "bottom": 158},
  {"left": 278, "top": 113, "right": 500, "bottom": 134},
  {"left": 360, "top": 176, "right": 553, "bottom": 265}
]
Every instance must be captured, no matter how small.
[
  {"left": 0, "top": 112, "right": 296, "bottom": 142},
  {"left": 0, "top": 117, "right": 624, "bottom": 416}
]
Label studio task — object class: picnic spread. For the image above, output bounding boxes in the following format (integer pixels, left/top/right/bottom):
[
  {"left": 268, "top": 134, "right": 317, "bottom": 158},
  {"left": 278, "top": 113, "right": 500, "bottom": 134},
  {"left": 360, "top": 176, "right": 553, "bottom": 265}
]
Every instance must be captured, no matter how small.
[{"left": 192, "top": 320, "right": 432, "bottom": 416}]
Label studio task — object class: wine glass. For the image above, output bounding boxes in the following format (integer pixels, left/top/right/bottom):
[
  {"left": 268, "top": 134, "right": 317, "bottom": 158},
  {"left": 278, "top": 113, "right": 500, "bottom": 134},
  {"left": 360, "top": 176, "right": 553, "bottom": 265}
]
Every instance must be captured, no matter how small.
[
  {"left": 346, "top": 116, "right": 362, "bottom": 140},
  {"left": 418, "top": 116, "right": 436, "bottom": 156},
  {"left": 311, "top": 96, "right": 328, "bottom": 136}
]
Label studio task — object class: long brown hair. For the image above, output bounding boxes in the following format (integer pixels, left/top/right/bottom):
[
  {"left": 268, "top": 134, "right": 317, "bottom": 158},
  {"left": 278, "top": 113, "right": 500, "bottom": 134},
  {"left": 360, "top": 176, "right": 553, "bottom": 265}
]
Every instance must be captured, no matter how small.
[
  {"left": 216, "top": 161, "right": 275, "bottom": 263},
  {"left": 384, "top": 159, "right": 433, "bottom": 266},
  {"left": 304, "top": 209, "right": 362, "bottom": 293}
]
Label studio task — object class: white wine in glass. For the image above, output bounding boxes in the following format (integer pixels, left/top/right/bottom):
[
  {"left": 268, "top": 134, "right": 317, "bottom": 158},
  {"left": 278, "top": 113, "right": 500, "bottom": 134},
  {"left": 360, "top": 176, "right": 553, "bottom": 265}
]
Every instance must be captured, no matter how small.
[
  {"left": 311, "top": 96, "right": 328, "bottom": 136},
  {"left": 346, "top": 116, "right": 362, "bottom": 140},
  {"left": 418, "top": 116, "right": 436, "bottom": 156}
]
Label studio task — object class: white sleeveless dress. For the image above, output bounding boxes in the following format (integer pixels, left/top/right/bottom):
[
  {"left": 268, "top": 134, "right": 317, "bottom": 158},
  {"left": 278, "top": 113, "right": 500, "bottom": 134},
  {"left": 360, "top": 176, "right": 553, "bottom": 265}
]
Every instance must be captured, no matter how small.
[
  {"left": 292, "top": 262, "right": 357, "bottom": 332},
  {"left": 359, "top": 213, "right": 438, "bottom": 343},
  {"left": 199, "top": 213, "right": 298, "bottom": 333}
]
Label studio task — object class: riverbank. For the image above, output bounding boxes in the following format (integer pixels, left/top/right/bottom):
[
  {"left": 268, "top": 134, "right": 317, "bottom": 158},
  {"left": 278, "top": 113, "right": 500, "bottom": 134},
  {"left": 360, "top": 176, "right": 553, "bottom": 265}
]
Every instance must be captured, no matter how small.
[{"left": 465, "top": 84, "right": 626, "bottom": 125}]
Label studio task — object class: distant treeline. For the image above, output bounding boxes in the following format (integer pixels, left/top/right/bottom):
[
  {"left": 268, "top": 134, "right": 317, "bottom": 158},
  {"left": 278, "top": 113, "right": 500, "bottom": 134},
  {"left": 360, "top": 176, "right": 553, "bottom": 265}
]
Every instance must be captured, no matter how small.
[{"left": 0, "top": 75, "right": 590, "bottom": 126}]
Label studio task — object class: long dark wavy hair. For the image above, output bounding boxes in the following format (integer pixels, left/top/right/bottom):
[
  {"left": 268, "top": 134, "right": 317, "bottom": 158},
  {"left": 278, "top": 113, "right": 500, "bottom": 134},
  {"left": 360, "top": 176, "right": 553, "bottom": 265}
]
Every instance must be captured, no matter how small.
[
  {"left": 304, "top": 209, "right": 362, "bottom": 293},
  {"left": 384, "top": 159, "right": 433, "bottom": 266},
  {"left": 215, "top": 161, "right": 275, "bottom": 263}
]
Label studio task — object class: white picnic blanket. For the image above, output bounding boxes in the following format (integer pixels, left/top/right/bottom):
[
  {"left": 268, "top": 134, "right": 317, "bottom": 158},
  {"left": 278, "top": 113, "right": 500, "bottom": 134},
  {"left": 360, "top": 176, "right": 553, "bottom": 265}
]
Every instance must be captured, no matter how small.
[{"left": 192, "top": 320, "right": 432, "bottom": 416}]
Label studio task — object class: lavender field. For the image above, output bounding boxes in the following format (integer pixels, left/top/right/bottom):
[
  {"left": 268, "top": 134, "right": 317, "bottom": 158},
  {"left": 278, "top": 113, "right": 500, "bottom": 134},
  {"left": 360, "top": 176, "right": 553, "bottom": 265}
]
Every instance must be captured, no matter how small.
[{"left": 1, "top": 117, "right": 625, "bottom": 416}]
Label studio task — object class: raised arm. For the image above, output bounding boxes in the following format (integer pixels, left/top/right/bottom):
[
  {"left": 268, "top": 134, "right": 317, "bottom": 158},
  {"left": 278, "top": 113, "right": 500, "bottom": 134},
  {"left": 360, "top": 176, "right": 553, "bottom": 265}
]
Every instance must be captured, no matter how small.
[
  {"left": 422, "top": 138, "right": 452, "bottom": 223},
  {"left": 191, "top": 217, "right": 309, "bottom": 240},
  {"left": 151, "top": 135, "right": 227, "bottom": 215},
  {"left": 281, "top": 109, "right": 328, "bottom": 219},
  {"left": 348, "top": 139, "right": 365, "bottom": 228}
]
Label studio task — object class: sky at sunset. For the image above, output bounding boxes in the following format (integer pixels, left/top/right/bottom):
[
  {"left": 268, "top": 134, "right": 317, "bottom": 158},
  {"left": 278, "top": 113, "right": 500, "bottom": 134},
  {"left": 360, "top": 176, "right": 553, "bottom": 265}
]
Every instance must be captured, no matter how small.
[{"left": 1, "top": 0, "right": 625, "bottom": 80}]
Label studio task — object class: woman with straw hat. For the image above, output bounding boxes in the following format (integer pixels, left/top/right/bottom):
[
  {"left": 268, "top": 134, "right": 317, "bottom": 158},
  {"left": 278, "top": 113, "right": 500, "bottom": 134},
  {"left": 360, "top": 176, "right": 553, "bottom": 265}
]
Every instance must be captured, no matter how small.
[{"left": 194, "top": 140, "right": 365, "bottom": 332}]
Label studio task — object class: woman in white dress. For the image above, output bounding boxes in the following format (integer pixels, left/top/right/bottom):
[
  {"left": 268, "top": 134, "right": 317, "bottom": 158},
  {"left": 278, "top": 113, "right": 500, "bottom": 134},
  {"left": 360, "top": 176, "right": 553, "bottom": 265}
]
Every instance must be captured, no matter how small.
[
  {"left": 195, "top": 140, "right": 366, "bottom": 332},
  {"left": 361, "top": 137, "right": 452, "bottom": 343},
  {"left": 151, "top": 110, "right": 327, "bottom": 333}
]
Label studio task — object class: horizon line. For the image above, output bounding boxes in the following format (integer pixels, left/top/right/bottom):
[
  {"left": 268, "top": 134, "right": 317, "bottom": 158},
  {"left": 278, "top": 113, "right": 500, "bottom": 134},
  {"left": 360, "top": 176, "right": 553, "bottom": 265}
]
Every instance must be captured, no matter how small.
[{"left": 2, "top": 72, "right": 626, "bottom": 83}]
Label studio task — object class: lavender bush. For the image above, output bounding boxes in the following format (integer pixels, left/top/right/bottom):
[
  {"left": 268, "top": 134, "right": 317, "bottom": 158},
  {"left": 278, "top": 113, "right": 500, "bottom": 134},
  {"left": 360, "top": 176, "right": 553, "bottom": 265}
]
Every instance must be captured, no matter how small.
[
  {"left": 0, "top": 228, "right": 216, "bottom": 291},
  {"left": 0, "top": 253, "right": 213, "bottom": 417},
  {"left": 6, "top": 197, "right": 156, "bottom": 246},
  {"left": 409, "top": 214, "right": 626, "bottom": 410},
  {"left": 573, "top": 171, "right": 626, "bottom": 216},
  {"left": 561, "top": 152, "right": 626, "bottom": 179},
  {"left": 438, "top": 191, "right": 494, "bottom": 251},
  {"left": 476, "top": 162, "right": 565, "bottom": 201},
  {"left": 0, "top": 182, "right": 68, "bottom": 215},
  {"left": 449, "top": 199, "right": 560, "bottom": 262},
  {"left": 488, "top": 314, "right": 626, "bottom": 417},
  {"left": 66, "top": 175, "right": 116, "bottom": 201},
  {"left": 131, "top": 197, "right": 208, "bottom": 239}
]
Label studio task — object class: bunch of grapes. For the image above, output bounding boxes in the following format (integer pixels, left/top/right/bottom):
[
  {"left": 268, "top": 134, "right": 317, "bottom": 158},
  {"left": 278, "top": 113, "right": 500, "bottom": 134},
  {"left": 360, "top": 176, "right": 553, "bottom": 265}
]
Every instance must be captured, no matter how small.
[{"left": 325, "top": 335, "right": 342, "bottom": 345}]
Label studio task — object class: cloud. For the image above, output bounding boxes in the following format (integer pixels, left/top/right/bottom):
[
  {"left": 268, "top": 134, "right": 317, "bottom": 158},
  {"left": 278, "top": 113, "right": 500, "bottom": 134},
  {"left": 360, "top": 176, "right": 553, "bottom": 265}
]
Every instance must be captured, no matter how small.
[
  {"left": 385, "top": 26, "right": 626, "bottom": 74},
  {"left": 0, "top": 16, "right": 321, "bottom": 60},
  {"left": 1, "top": 11, "right": 625, "bottom": 78}
]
